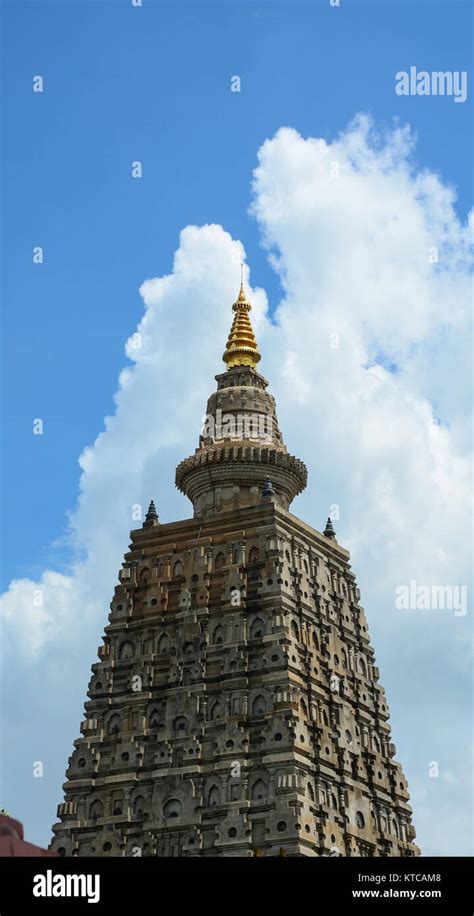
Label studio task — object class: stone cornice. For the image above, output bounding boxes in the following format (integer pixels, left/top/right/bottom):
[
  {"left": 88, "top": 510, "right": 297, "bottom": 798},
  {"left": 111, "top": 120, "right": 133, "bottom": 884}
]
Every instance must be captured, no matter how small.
[{"left": 176, "top": 443, "right": 307, "bottom": 488}]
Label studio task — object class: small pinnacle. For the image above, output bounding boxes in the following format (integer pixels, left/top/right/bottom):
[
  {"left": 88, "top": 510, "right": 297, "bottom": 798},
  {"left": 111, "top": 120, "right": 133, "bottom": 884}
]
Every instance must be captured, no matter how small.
[
  {"left": 323, "top": 516, "right": 336, "bottom": 539},
  {"left": 143, "top": 500, "right": 159, "bottom": 527},
  {"left": 262, "top": 477, "right": 274, "bottom": 501}
]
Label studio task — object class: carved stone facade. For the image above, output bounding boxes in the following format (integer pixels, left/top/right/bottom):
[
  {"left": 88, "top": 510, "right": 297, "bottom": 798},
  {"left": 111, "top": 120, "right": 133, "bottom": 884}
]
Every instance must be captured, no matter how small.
[
  {"left": 51, "top": 282, "right": 418, "bottom": 857},
  {"left": 176, "top": 365, "right": 307, "bottom": 517}
]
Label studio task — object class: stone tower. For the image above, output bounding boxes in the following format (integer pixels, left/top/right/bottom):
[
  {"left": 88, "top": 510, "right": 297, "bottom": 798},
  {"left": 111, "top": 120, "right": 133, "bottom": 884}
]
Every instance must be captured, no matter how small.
[{"left": 51, "top": 280, "right": 419, "bottom": 857}]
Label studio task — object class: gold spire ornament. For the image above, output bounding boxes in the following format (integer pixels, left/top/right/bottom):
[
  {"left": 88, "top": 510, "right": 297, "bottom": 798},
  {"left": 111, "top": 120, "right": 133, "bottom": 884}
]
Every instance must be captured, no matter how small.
[{"left": 223, "top": 273, "right": 261, "bottom": 370}]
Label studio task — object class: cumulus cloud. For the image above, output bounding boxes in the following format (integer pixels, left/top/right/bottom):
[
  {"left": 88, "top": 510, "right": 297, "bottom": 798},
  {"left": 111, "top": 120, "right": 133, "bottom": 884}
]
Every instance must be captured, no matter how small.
[{"left": 1, "top": 115, "right": 472, "bottom": 854}]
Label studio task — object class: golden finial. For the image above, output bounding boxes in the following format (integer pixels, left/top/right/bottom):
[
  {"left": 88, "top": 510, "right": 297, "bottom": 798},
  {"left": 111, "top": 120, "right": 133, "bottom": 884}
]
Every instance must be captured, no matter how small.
[
  {"left": 222, "top": 268, "right": 261, "bottom": 370},
  {"left": 238, "top": 262, "right": 245, "bottom": 299}
]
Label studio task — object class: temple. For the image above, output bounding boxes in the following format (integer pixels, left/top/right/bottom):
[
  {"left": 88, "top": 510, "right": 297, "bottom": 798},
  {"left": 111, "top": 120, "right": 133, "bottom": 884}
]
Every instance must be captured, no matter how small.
[{"left": 51, "top": 277, "right": 419, "bottom": 857}]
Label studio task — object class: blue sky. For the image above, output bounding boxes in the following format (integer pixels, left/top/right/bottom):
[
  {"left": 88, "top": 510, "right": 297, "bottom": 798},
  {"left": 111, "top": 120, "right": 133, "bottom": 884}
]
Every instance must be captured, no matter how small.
[
  {"left": 2, "top": 0, "right": 472, "bottom": 588},
  {"left": 1, "top": 0, "right": 472, "bottom": 853}
]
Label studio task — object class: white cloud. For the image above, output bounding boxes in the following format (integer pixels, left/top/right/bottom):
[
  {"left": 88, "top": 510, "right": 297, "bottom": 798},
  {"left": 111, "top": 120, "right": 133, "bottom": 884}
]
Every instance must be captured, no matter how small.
[{"left": 1, "top": 116, "right": 472, "bottom": 854}]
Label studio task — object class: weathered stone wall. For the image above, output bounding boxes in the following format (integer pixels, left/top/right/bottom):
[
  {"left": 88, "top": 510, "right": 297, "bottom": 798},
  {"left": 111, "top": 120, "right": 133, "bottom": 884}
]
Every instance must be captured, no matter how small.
[{"left": 50, "top": 503, "right": 418, "bottom": 857}]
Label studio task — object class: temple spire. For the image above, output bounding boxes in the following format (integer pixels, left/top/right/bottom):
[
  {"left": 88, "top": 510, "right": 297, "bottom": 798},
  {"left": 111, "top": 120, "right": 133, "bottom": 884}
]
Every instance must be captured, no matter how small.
[
  {"left": 177, "top": 263, "right": 307, "bottom": 517},
  {"left": 222, "top": 275, "right": 261, "bottom": 370}
]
